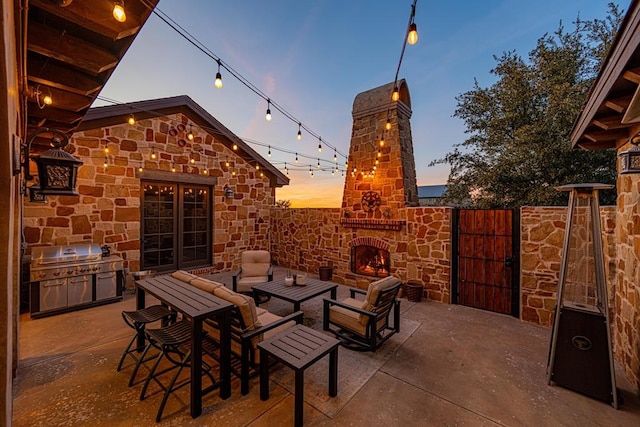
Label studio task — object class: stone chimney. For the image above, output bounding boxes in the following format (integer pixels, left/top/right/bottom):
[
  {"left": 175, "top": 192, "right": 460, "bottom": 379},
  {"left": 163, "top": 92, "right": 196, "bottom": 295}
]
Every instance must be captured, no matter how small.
[{"left": 341, "top": 79, "right": 418, "bottom": 219}]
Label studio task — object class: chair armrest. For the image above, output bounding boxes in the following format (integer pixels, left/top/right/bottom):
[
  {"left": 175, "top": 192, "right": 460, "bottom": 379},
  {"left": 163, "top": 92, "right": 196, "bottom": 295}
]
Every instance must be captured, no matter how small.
[
  {"left": 267, "top": 265, "right": 274, "bottom": 281},
  {"left": 349, "top": 288, "right": 367, "bottom": 298},
  {"left": 322, "top": 298, "right": 376, "bottom": 319},
  {"left": 231, "top": 268, "right": 242, "bottom": 292},
  {"left": 241, "top": 310, "right": 304, "bottom": 341}
]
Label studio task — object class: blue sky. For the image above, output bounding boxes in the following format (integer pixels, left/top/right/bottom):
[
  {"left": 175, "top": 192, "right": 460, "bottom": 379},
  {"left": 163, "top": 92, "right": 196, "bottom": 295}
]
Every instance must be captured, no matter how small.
[{"left": 99, "top": 0, "right": 619, "bottom": 207}]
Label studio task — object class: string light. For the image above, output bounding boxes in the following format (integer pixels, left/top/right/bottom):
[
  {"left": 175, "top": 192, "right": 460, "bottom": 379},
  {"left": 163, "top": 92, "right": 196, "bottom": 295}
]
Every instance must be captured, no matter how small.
[
  {"left": 407, "top": 23, "right": 418, "bottom": 45},
  {"left": 297, "top": 123, "right": 302, "bottom": 140},
  {"left": 317, "top": 158, "right": 320, "bottom": 168},
  {"left": 334, "top": 149, "right": 337, "bottom": 163},
  {"left": 214, "top": 59, "right": 223, "bottom": 89},
  {"left": 392, "top": 86, "right": 400, "bottom": 102},
  {"left": 150, "top": 146, "right": 156, "bottom": 160},
  {"left": 113, "top": 1, "right": 126, "bottom": 22},
  {"left": 103, "top": 157, "right": 108, "bottom": 168},
  {"left": 318, "top": 137, "right": 322, "bottom": 153},
  {"left": 138, "top": 165, "right": 143, "bottom": 172},
  {"left": 385, "top": 118, "right": 391, "bottom": 131},
  {"left": 225, "top": 160, "right": 230, "bottom": 167},
  {"left": 203, "top": 168, "right": 208, "bottom": 174},
  {"left": 128, "top": 114, "right": 136, "bottom": 126},
  {"left": 190, "top": 154, "right": 196, "bottom": 164},
  {"left": 380, "top": 134, "right": 385, "bottom": 147},
  {"left": 268, "top": 145, "right": 271, "bottom": 157},
  {"left": 171, "top": 162, "right": 177, "bottom": 173},
  {"left": 187, "top": 124, "right": 194, "bottom": 141},
  {"left": 42, "top": 93, "right": 52, "bottom": 106},
  {"left": 265, "top": 99, "right": 272, "bottom": 122},
  {"left": 295, "top": 153, "right": 298, "bottom": 163},
  {"left": 232, "top": 143, "right": 238, "bottom": 150},
  {"left": 104, "top": 140, "right": 109, "bottom": 154}
]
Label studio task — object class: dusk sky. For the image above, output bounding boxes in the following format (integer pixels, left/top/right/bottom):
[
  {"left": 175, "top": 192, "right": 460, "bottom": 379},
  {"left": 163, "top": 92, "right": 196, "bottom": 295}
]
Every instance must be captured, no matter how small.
[{"left": 98, "top": 0, "right": 618, "bottom": 207}]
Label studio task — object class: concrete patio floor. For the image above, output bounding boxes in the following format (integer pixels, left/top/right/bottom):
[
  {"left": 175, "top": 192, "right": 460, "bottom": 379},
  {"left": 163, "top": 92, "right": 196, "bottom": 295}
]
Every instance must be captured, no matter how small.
[{"left": 12, "top": 268, "right": 640, "bottom": 426}]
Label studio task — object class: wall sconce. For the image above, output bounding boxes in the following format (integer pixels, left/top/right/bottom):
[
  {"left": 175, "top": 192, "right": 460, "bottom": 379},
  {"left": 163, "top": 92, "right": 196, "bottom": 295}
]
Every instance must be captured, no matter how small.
[
  {"left": 24, "top": 128, "right": 83, "bottom": 196},
  {"left": 224, "top": 184, "right": 234, "bottom": 198},
  {"left": 619, "top": 131, "right": 640, "bottom": 174}
]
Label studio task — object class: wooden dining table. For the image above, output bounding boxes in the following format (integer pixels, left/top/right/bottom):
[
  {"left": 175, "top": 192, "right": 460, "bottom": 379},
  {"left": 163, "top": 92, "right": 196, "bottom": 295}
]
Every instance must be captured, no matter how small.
[{"left": 134, "top": 275, "right": 233, "bottom": 418}]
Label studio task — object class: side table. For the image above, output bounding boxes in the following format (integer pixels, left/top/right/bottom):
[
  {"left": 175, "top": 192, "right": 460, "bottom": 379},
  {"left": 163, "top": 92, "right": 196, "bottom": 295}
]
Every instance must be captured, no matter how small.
[{"left": 258, "top": 324, "right": 340, "bottom": 427}]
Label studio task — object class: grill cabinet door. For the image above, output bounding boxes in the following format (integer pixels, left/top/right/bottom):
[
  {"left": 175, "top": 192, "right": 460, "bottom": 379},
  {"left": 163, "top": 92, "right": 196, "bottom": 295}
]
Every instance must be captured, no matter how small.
[
  {"left": 96, "top": 272, "right": 117, "bottom": 300},
  {"left": 68, "top": 275, "right": 92, "bottom": 306},
  {"left": 40, "top": 278, "right": 68, "bottom": 311}
]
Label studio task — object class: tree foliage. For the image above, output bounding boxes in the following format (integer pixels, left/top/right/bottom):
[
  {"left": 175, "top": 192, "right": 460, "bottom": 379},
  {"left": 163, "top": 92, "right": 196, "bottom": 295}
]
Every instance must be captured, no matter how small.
[
  {"left": 275, "top": 199, "right": 291, "bottom": 208},
  {"left": 433, "top": 4, "right": 623, "bottom": 208}
]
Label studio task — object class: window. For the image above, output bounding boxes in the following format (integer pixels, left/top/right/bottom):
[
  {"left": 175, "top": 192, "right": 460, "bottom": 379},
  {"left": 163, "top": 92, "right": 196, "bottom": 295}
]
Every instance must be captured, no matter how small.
[{"left": 141, "top": 182, "right": 212, "bottom": 271}]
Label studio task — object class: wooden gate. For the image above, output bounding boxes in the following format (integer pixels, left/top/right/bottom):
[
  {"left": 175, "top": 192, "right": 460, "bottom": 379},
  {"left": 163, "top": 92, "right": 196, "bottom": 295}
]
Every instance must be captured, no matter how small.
[{"left": 452, "top": 209, "right": 519, "bottom": 317}]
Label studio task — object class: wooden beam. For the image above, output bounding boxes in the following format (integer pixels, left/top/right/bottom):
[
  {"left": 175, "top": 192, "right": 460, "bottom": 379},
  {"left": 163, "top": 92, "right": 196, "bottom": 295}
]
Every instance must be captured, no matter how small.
[
  {"left": 28, "top": 56, "right": 103, "bottom": 96},
  {"left": 30, "top": 0, "right": 143, "bottom": 41},
  {"left": 604, "top": 95, "right": 633, "bottom": 113},
  {"left": 622, "top": 82, "right": 640, "bottom": 124},
  {"left": 583, "top": 128, "right": 629, "bottom": 142},
  {"left": 623, "top": 67, "right": 640, "bottom": 84},
  {"left": 576, "top": 138, "right": 618, "bottom": 150},
  {"left": 592, "top": 114, "right": 625, "bottom": 130},
  {"left": 26, "top": 84, "right": 93, "bottom": 113},
  {"left": 27, "top": 102, "right": 84, "bottom": 125},
  {"left": 28, "top": 22, "right": 119, "bottom": 76}
]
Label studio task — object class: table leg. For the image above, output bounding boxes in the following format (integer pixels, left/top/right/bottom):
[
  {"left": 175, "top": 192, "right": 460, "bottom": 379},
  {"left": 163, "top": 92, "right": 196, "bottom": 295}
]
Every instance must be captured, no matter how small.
[
  {"left": 219, "top": 309, "right": 231, "bottom": 399},
  {"left": 190, "top": 319, "right": 203, "bottom": 418},
  {"left": 329, "top": 347, "right": 338, "bottom": 397},
  {"left": 294, "top": 302, "right": 300, "bottom": 312},
  {"left": 260, "top": 349, "right": 269, "bottom": 401},
  {"left": 330, "top": 287, "right": 337, "bottom": 300},
  {"left": 294, "top": 370, "right": 304, "bottom": 427},
  {"left": 135, "top": 287, "right": 146, "bottom": 350}
]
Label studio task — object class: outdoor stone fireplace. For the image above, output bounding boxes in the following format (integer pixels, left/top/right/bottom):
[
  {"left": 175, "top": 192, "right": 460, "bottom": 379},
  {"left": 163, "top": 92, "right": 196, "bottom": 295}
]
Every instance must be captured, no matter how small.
[{"left": 350, "top": 237, "right": 390, "bottom": 278}]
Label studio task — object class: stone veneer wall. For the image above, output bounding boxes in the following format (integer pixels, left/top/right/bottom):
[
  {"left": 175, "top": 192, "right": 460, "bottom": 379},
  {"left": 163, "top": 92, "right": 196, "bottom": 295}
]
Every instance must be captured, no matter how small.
[
  {"left": 520, "top": 206, "right": 616, "bottom": 326},
  {"left": 22, "top": 113, "right": 274, "bottom": 273},
  {"left": 270, "top": 206, "right": 451, "bottom": 300},
  {"left": 614, "top": 167, "right": 640, "bottom": 390}
]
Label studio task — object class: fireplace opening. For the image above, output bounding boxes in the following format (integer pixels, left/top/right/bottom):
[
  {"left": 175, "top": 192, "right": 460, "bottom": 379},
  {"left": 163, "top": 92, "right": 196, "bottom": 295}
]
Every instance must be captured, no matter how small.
[{"left": 351, "top": 245, "right": 390, "bottom": 278}]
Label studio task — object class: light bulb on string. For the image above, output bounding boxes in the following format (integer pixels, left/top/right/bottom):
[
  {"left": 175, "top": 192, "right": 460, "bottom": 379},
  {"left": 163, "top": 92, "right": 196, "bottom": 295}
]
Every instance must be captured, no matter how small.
[
  {"left": 42, "top": 93, "right": 53, "bottom": 106},
  {"left": 256, "top": 164, "right": 260, "bottom": 170},
  {"left": 214, "top": 59, "right": 223, "bottom": 89},
  {"left": 380, "top": 135, "right": 385, "bottom": 147},
  {"left": 297, "top": 123, "right": 302, "bottom": 140},
  {"left": 103, "top": 157, "right": 108, "bottom": 168},
  {"left": 334, "top": 149, "right": 337, "bottom": 163},
  {"left": 203, "top": 168, "right": 208, "bottom": 175},
  {"left": 317, "top": 158, "right": 320, "bottom": 169},
  {"left": 171, "top": 163, "right": 176, "bottom": 173},
  {"left": 187, "top": 124, "right": 194, "bottom": 141},
  {"left": 392, "top": 86, "right": 400, "bottom": 102},
  {"left": 309, "top": 165, "right": 312, "bottom": 175},
  {"left": 104, "top": 141, "right": 109, "bottom": 154},
  {"left": 190, "top": 154, "right": 195, "bottom": 164},
  {"left": 232, "top": 143, "right": 238, "bottom": 150},
  {"left": 318, "top": 137, "right": 322, "bottom": 153},
  {"left": 138, "top": 165, "right": 143, "bottom": 172},
  {"left": 265, "top": 99, "right": 272, "bottom": 122},
  {"left": 225, "top": 160, "right": 230, "bottom": 167},
  {"left": 268, "top": 146, "right": 271, "bottom": 157},
  {"left": 385, "top": 118, "right": 391, "bottom": 131},
  {"left": 407, "top": 23, "right": 418, "bottom": 45},
  {"left": 295, "top": 153, "right": 298, "bottom": 163},
  {"left": 150, "top": 146, "right": 156, "bottom": 160},
  {"left": 113, "top": 0, "right": 126, "bottom": 22}
]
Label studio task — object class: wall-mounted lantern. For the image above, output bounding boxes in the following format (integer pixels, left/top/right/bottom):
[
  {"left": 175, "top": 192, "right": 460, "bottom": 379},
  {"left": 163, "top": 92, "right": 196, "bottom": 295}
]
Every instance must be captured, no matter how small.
[
  {"left": 619, "top": 131, "right": 640, "bottom": 174},
  {"left": 224, "top": 184, "right": 234, "bottom": 198},
  {"left": 24, "top": 128, "right": 83, "bottom": 196}
]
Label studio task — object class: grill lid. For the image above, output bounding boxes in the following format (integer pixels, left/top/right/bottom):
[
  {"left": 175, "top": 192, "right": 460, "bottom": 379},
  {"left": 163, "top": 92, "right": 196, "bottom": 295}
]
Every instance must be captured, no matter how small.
[{"left": 31, "top": 243, "right": 102, "bottom": 267}]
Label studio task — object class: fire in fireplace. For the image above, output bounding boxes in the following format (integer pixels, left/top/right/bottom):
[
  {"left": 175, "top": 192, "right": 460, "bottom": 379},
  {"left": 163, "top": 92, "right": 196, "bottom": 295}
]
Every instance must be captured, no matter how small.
[{"left": 351, "top": 245, "right": 390, "bottom": 278}]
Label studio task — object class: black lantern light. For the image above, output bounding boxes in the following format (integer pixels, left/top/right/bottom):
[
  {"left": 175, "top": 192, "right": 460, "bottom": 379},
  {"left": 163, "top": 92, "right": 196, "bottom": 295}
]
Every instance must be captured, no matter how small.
[
  {"left": 619, "top": 131, "right": 640, "bottom": 174},
  {"left": 23, "top": 128, "right": 83, "bottom": 196}
]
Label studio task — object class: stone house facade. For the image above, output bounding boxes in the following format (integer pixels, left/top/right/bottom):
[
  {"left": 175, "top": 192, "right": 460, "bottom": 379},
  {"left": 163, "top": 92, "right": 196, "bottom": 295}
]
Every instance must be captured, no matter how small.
[{"left": 22, "top": 96, "right": 288, "bottom": 275}]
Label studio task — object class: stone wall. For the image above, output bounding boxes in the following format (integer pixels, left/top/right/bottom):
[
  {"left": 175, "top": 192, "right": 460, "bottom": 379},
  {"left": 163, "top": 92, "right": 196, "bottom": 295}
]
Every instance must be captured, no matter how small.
[
  {"left": 614, "top": 170, "right": 640, "bottom": 390},
  {"left": 270, "top": 206, "right": 452, "bottom": 299},
  {"left": 22, "top": 113, "right": 274, "bottom": 273},
  {"left": 520, "top": 206, "right": 616, "bottom": 326}
]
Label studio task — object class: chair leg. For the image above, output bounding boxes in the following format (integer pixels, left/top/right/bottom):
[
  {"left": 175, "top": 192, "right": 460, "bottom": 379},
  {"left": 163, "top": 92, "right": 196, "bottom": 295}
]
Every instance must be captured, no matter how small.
[
  {"left": 117, "top": 333, "right": 139, "bottom": 372},
  {"left": 140, "top": 349, "right": 165, "bottom": 401},
  {"left": 129, "top": 342, "right": 154, "bottom": 387},
  {"left": 156, "top": 350, "right": 191, "bottom": 423}
]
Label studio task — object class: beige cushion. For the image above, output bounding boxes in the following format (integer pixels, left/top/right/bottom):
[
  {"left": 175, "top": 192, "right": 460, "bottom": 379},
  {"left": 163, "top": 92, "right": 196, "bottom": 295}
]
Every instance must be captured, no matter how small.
[
  {"left": 360, "top": 276, "right": 401, "bottom": 325},
  {"left": 329, "top": 298, "right": 367, "bottom": 335},
  {"left": 171, "top": 270, "right": 199, "bottom": 283},
  {"left": 253, "top": 311, "right": 297, "bottom": 363},
  {"left": 240, "top": 250, "right": 271, "bottom": 277},
  {"left": 236, "top": 275, "right": 270, "bottom": 293},
  {"left": 190, "top": 277, "right": 222, "bottom": 293},
  {"left": 214, "top": 286, "right": 262, "bottom": 331}
]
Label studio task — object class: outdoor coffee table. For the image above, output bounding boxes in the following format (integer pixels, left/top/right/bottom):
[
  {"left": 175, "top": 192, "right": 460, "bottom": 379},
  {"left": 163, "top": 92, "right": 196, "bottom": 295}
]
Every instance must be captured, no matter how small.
[
  {"left": 252, "top": 277, "right": 338, "bottom": 312},
  {"left": 258, "top": 324, "right": 339, "bottom": 427}
]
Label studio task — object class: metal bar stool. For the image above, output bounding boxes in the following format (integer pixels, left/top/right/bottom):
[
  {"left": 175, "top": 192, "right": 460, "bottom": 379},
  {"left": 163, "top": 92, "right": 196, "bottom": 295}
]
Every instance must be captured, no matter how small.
[
  {"left": 118, "top": 305, "right": 176, "bottom": 386},
  {"left": 138, "top": 320, "right": 220, "bottom": 422}
]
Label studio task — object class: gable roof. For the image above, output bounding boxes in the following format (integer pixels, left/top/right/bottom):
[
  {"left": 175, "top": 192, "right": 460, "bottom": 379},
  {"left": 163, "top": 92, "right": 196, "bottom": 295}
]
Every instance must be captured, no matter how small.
[
  {"left": 571, "top": 0, "right": 640, "bottom": 149},
  {"left": 78, "top": 95, "right": 289, "bottom": 187}
]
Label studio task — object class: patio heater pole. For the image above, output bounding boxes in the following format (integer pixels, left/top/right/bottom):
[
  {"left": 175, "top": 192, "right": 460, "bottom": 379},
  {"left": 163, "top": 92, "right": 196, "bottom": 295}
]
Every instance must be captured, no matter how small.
[{"left": 546, "top": 183, "right": 617, "bottom": 409}]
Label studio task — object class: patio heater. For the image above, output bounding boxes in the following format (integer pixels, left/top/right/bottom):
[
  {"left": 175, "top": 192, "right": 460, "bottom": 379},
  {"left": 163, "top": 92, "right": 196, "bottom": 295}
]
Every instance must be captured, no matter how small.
[{"left": 546, "top": 183, "right": 618, "bottom": 408}]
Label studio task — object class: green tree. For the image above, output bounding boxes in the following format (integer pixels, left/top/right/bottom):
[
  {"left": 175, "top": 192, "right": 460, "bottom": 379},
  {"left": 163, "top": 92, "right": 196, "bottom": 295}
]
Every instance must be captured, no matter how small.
[{"left": 433, "top": 4, "right": 623, "bottom": 208}]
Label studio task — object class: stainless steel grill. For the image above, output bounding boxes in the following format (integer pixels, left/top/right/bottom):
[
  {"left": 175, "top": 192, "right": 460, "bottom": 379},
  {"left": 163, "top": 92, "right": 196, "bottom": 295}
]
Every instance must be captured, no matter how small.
[{"left": 29, "top": 243, "right": 124, "bottom": 317}]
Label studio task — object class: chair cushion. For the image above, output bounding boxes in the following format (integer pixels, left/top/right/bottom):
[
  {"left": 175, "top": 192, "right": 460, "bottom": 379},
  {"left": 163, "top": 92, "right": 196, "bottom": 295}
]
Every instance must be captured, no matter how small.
[
  {"left": 253, "top": 311, "right": 297, "bottom": 363},
  {"left": 329, "top": 298, "right": 367, "bottom": 335},
  {"left": 240, "top": 250, "right": 271, "bottom": 277},
  {"left": 190, "top": 277, "right": 222, "bottom": 293},
  {"left": 236, "top": 275, "right": 270, "bottom": 293},
  {"left": 361, "top": 276, "right": 401, "bottom": 325},
  {"left": 171, "top": 270, "right": 199, "bottom": 283},
  {"left": 213, "top": 286, "right": 262, "bottom": 330}
]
